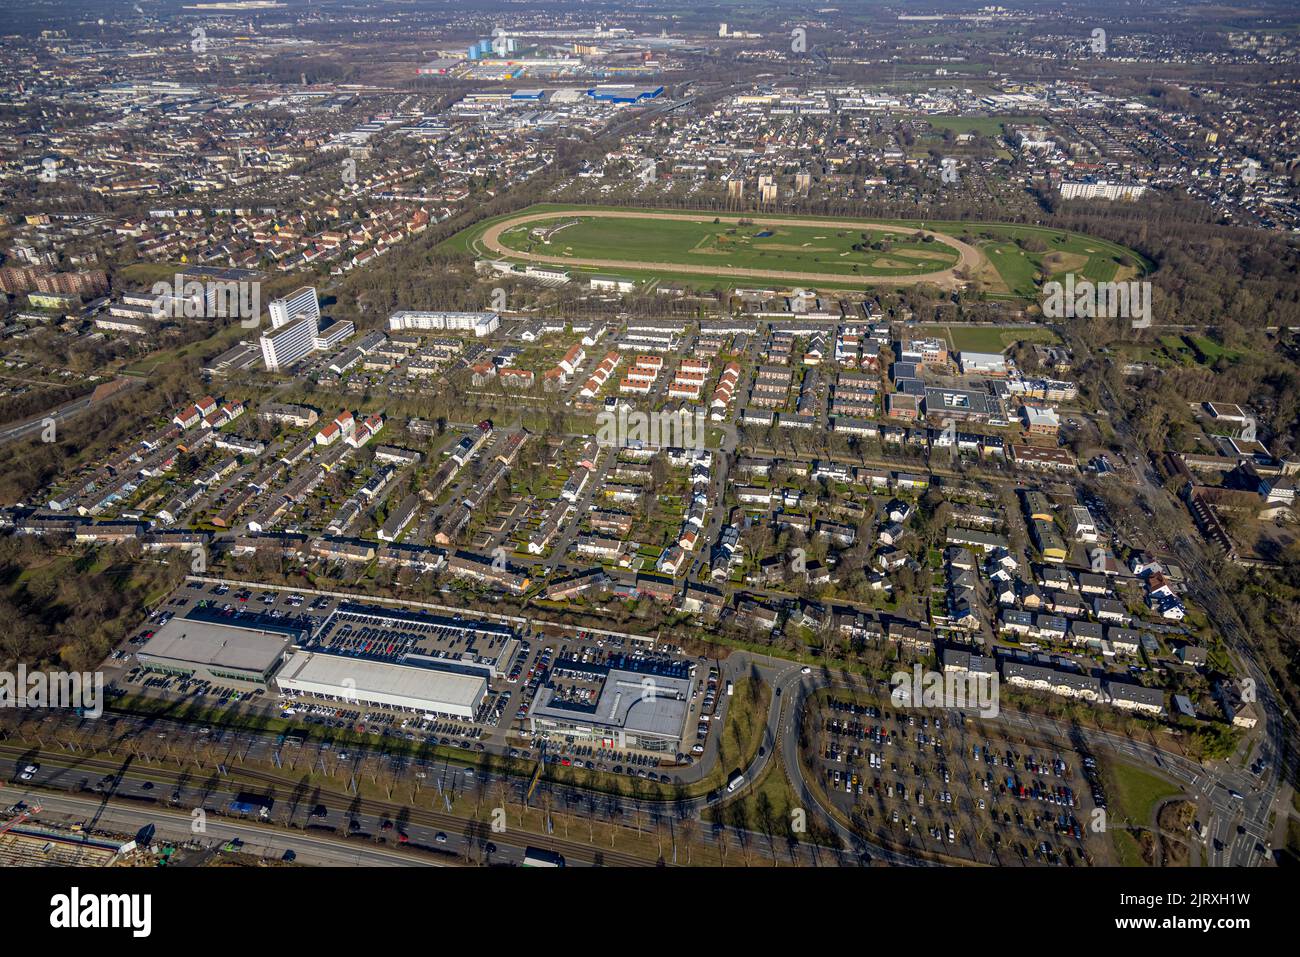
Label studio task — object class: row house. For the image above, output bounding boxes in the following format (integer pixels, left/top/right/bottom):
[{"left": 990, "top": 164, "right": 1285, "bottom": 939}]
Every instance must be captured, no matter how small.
[
  {"left": 546, "top": 567, "right": 611, "bottom": 601},
  {"left": 1002, "top": 662, "right": 1102, "bottom": 702}
]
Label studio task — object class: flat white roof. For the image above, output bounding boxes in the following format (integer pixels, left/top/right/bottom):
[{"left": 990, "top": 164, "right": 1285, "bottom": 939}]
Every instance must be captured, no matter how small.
[
  {"left": 276, "top": 651, "right": 486, "bottom": 713},
  {"left": 137, "top": 619, "right": 291, "bottom": 674}
]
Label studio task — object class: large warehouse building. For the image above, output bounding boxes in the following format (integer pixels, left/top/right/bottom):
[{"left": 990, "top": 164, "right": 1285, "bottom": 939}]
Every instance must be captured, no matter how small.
[
  {"left": 135, "top": 610, "right": 303, "bottom": 687},
  {"left": 275, "top": 651, "right": 488, "bottom": 719},
  {"left": 584, "top": 84, "right": 663, "bottom": 104}
]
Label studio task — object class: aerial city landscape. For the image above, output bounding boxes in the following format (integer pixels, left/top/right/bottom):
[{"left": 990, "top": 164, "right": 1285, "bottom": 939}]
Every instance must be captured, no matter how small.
[{"left": 0, "top": 0, "right": 1295, "bottom": 910}]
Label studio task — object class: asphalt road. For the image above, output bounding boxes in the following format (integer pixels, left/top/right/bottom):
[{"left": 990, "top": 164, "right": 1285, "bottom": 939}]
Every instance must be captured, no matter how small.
[
  {"left": 1055, "top": 323, "right": 1285, "bottom": 866},
  {"left": 0, "top": 750, "right": 581, "bottom": 868},
  {"left": 0, "top": 377, "right": 140, "bottom": 446},
  {"left": 5, "top": 632, "right": 1272, "bottom": 868},
  {"left": 5, "top": 790, "right": 439, "bottom": 867}
]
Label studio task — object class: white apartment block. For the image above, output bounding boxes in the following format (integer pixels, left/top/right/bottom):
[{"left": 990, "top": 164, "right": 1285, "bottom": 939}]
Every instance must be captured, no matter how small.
[
  {"left": 1069, "top": 505, "right": 1099, "bottom": 543},
  {"left": 1059, "top": 181, "right": 1148, "bottom": 202},
  {"left": 388, "top": 311, "right": 500, "bottom": 337},
  {"left": 268, "top": 286, "right": 320, "bottom": 329},
  {"left": 260, "top": 313, "right": 318, "bottom": 371}
]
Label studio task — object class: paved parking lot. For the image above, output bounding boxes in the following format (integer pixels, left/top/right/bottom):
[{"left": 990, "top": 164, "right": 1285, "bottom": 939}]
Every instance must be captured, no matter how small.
[
  {"left": 505, "top": 631, "right": 715, "bottom": 776},
  {"left": 806, "top": 692, "right": 1114, "bottom": 866},
  {"left": 105, "top": 581, "right": 715, "bottom": 778}
]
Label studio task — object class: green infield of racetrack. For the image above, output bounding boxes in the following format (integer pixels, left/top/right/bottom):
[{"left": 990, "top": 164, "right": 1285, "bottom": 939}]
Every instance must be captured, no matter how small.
[
  {"left": 495, "top": 216, "right": 961, "bottom": 277},
  {"left": 440, "top": 204, "right": 1150, "bottom": 299}
]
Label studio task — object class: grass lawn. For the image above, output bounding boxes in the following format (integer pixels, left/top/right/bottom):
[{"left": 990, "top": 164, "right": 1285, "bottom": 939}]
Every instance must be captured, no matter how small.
[
  {"left": 925, "top": 323, "right": 1060, "bottom": 353},
  {"left": 702, "top": 757, "right": 839, "bottom": 848},
  {"left": 1092, "top": 759, "right": 1182, "bottom": 867},
  {"left": 980, "top": 242, "right": 1041, "bottom": 297},
  {"left": 1103, "top": 759, "right": 1183, "bottom": 826},
  {"left": 902, "top": 114, "right": 1046, "bottom": 138},
  {"left": 973, "top": 232, "right": 1133, "bottom": 298},
  {"left": 1184, "top": 335, "right": 1245, "bottom": 365},
  {"left": 113, "top": 262, "right": 191, "bottom": 288},
  {"left": 1113, "top": 828, "right": 1149, "bottom": 866},
  {"left": 1158, "top": 334, "right": 1197, "bottom": 363},
  {"left": 122, "top": 323, "right": 249, "bottom": 376},
  {"left": 710, "top": 676, "right": 771, "bottom": 778},
  {"left": 495, "top": 214, "right": 958, "bottom": 278},
  {"left": 1118, "top": 334, "right": 1248, "bottom": 371}
]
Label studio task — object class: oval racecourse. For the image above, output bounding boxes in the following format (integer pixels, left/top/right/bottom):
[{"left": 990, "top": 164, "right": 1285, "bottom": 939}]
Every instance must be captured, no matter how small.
[{"left": 474, "top": 209, "right": 987, "bottom": 290}]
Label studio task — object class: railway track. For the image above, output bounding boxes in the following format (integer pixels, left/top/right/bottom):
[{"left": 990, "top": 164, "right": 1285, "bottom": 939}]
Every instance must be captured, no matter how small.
[{"left": 0, "top": 743, "right": 659, "bottom": 867}]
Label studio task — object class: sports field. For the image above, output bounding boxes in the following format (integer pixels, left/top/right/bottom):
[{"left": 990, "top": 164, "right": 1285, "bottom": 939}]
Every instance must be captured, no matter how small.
[{"left": 443, "top": 205, "right": 1148, "bottom": 299}]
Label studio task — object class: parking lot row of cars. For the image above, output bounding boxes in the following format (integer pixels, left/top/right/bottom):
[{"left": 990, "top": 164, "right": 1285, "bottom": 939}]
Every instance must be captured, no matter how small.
[
  {"left": 191, "top": 580, "right": 316, "bottom": 608},
  {"left": 119, "top": 667, "right": 261, "bottom": 703},
  {"left": 814, "top": 697, "right": 1104, "bottom": 866},
  {"left": 541, "top": 747, "right": 672, "bottom": 781}
]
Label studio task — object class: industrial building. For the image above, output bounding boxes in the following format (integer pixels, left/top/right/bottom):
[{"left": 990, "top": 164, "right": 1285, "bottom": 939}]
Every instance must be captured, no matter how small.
[
  {"left": 584, "top": 84, "right": 664, "bottom": 104},
  {"left": 275, "top": 650, "right": 488, "bottom": 718},
  {"left": 135, "top": 609, "right": 304, "bottom": 686}
]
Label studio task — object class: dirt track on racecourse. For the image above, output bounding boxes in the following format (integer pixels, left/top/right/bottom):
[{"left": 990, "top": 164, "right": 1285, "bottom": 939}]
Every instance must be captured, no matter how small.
[{"left": 477, "top": 209, "right": 985, "bottom": 289}]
